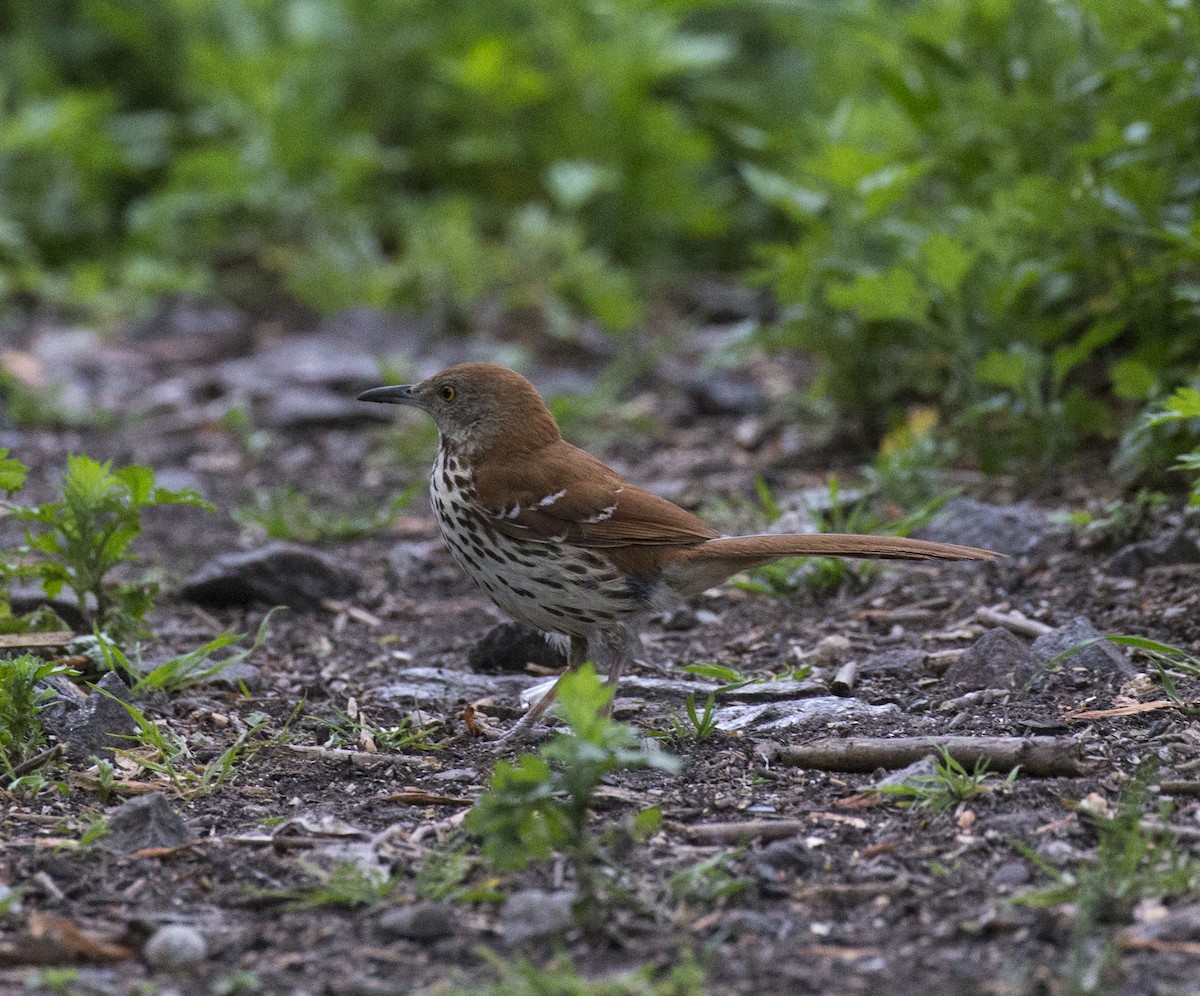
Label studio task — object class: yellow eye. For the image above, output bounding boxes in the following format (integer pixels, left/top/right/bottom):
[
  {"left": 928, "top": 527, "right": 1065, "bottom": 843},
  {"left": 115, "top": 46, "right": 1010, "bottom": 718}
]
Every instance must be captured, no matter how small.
[{"left": 439, "top": 384, "right": 456, "bottom": 402}]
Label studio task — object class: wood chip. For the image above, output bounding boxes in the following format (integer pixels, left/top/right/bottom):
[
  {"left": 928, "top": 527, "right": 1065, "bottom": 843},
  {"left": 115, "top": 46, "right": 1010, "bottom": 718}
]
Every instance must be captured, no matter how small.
[
  {"left": 377, "top": 789, "right": 472, "bottom": 807},
  {"left": 1064, "top": 700, "right": 1178, "bottom": 721},
  {"left": 0, "top": 631, "right": 75, "bottom": 650}
]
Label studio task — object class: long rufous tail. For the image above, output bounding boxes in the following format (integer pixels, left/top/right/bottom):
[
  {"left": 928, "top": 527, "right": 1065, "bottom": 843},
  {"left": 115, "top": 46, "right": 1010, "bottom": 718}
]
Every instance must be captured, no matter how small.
[{"left": 666, "top": 533, "right": 1001, "bottom": 596}]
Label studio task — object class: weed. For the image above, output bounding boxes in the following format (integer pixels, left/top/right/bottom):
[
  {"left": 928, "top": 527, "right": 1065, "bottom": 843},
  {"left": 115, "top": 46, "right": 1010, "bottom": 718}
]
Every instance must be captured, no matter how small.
[
  {"left": 1056, "top": 490, "right": 1168, "bottom": 549},
  {"left": 657, "top": 693, "right": 719, "bottom": 743},
  {"left": 78, "top": 815, "right": 108, "bottom": 847},
  {"left": 0, "top": 654, "right": 71, "bottom": 773},
  {"left": 234, "top": 485, "right": 420, "bottom": 543},
  {"left": 1, "top": 454, "right": 213, "bottom": 637},
  {"left": 875, "top": 747, "right": 1017, "bottom": 813},
  {"left": 1015, "top": 780, "right": 1200, "bottom": 991},
  {"left": 669, "top": 851, "right": 750, "bottom": 905},
  {"left": 1039, "top": 634, "right": 1200, "bottom": 704},
  {"left": 89, "top": 755, "right": 117, "bottom": 803},
  {"left": 22, "top": 967, "right": 81, "bottom": 995},
  {"left": 466, "top": 665, "right": 678, "bottom": 922},
  {"left": 1144, "top": 386, "right": 1200, "bottom": 507},
  {"left": 678, "top": 663, "right": 756, "bottom": 693},
  {"left": 97, "top": 612, "right": 276, "bottom": 694},
  {"left": 245, "top": 861, "right": 393, "bottom": 911},
  {"left": 447, "top": 949, "right": 707, "bottom": 996},
  {"left": 318, "top": 705, "right": 441, "bottom": 753}
]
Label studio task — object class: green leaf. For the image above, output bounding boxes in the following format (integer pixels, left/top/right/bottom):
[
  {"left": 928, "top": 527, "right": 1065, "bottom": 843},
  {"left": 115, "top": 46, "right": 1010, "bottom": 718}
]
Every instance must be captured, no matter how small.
[
  {"left": 975, "top": 349, "right": 1030, "bottom": 391},
  {"left": 553, "top": 664, "right": 613, "bottom": 739},
  {"left": 921, "top": 233, "right": 976, "bottom": 294},
  {"left": 681, "top": 663, "right": 743, "bottom": 684},
  {"left": 739, "top": 163, "right": 827, "bottom": 221},
  {"left": 1148, "top": 387, "right": 1200, "bottom": 423},
  {"left": 1110, "top": 359, "right": 1157, "bottom": 400},
  {"left": 826, "top": 267, "right": 928, "bottom": 324},
  {"left": 0, "top": 450, "right": 28, "bottom": 493}
]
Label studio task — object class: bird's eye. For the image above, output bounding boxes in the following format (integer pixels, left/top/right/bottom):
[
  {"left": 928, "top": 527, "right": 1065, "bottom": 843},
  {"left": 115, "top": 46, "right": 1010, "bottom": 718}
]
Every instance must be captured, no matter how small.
[{"left": 439, "top": 385, "right": 456, "bottom": 402}]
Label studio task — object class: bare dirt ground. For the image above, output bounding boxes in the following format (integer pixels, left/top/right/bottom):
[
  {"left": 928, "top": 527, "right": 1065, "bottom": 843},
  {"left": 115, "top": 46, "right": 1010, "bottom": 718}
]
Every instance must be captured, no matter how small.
[{"left": 2, "top": 317, "right": 1199, "bottom": 994}]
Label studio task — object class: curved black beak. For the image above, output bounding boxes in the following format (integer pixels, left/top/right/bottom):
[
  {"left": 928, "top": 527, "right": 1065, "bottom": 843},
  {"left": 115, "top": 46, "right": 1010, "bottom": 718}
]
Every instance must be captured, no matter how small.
[{"left": 357, "top": 385, "right": 417, "bottom": 405}]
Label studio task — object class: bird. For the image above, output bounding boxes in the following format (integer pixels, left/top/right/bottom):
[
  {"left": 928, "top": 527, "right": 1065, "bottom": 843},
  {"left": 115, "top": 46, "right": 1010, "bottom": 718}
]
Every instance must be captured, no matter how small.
[{"left": 358, "top": 363, "right": 1001, "bottom": 740}]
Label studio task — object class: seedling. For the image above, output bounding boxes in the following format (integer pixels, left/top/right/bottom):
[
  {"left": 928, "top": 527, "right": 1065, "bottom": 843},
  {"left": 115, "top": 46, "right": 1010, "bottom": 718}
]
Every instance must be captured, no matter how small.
[
  {"left": 243, "top": 861, "right": 393, "bottom": 910},
  {"left": 669, "top": 850, "right": 751, "bottom": 905},
  {"left": 1036, "top": 634, "right": 1200, "bottom": 703},
  {"left": 317, "top": 705, "right": 441, "bottom": 753},
  {"left": 875, "top": 747, "right": 1017, "bottom": 813},
  {"left": 1, "top": 454, "right": 213, "bottom": 637},
  {"left": 234, "top": 484, "right": 420, "bottom": 543},
  {"left": 1145, "top": 386, "right": 1200, "bottom": 506},
  {"left": 657, "top": 692, "right": 719, "bottom": 742},
  {"left": 96, "top": 612, "right": 276, "bottom": 694},
  {"left": 0, "top": 653, "right": 71, "bottom": 774},
  {"left": 466, "top": 665, "right": 679, "bottom": 921}
]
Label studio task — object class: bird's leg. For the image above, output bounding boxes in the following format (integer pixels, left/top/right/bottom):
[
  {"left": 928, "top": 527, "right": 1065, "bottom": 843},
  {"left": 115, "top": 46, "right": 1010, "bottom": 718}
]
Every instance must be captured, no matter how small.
[
  {"left": 598, "top": 627, "right": 630, "bottom": 718},
  {"left": 496, "top": 634, "right": 587, "bottom": 745}
]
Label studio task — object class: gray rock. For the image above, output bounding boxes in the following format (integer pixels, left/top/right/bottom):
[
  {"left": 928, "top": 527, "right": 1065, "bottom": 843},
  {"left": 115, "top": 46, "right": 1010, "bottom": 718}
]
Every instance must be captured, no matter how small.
[
  {"left": 1031, "top": 617, "right": 1134, "bottom": 677},
  {"left": 317, "top": 308, "right": 436, "bottom": 356},
  {"left": 125, "top": 300, "right": 252, "bottom": 364},
  {"left": 143, "top": 924, "right": 208, "bottom": 969},
  {"left": 1107, "top": 530, "right": 1200, "bottom": 576},
  {"left": 755, "top": 837, "right": 816, "bottom": 877},
  {"left": 262, "top": 387, "right": 392, "bottom": 429},
  {"left": 991, "top": 860, "right": 1031, "bottom": 888},
  {"left": 722, "top": 679, "right": 825, "bottom": 702},
  {"left": 944, "top": 628, "right": 1040, "bottom": 692},
  {"left": 377, "top": 902, "right": 456, "bottom": 941},
  {"left": 467, "top": 623, "right": 566, "bottom": 674},
  {"left": 685, "top": 374, "right": 768, "bottom": 417},
  {"left": 40, "top": 671, "right": 135, "bottom": 763},
  {"left": 502, "top": 889, "right": 575, "bottom": 942},
  {"left": 1125, "top": 900, "right": 1200, "bottom": 942},
  {"left": 917, "top": 499, "right": 1054, "bottom": 557},
  {"left": 254, "top": 333, "right": 382, "bottom": 387},
  {"left": 1036, "top": 840, "right": 1078, "bottom": 866},
  {"left": 862, "top": 648, "right": 926, "bottom": 674},
  {"left": 375, "top": 667, "right": 542, "bottom": 708},
  {"left": 181, "top": 542, "right": 361, "bottom": 610},
  {"left": 716, "top": 696, "right": 898, "bottom": 733},
  {"left": 104, "top": 792, "right": 193, "bottom": 853}
]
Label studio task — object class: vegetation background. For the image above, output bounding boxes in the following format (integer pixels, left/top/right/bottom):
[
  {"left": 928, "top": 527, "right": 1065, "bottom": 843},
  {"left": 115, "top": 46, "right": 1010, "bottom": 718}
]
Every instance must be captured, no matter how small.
[{"left": 2, "top": 0, "right": 1198, "bottom": 477}]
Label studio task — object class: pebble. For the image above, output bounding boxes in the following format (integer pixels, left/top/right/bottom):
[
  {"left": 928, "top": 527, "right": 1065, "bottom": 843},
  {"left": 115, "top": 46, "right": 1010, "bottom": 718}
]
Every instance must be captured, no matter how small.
[
  {"left": 377, "top": 902, "right": 455, "bottom": 941},
  {"left": 144, "top": 924, "right": 207, "bottom": 969},
  {"left": 502, "top": 889, "right": 575, "bottom": 941}
]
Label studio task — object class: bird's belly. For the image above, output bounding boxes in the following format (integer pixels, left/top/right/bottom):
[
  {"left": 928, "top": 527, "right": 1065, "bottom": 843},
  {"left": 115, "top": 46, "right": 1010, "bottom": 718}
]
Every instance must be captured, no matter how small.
[{"left": 431, "top": 484, "right": 648, "bottom": 637}]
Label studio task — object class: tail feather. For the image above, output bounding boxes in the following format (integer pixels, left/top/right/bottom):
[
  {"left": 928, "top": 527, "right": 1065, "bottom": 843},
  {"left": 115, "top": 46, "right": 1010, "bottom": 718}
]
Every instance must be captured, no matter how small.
[
  {"left": 665, "top": 532, "right": 1001, "bottom": 597},
  {"left": 696, "top": 533, "right": 1001, "bottom": 563}
]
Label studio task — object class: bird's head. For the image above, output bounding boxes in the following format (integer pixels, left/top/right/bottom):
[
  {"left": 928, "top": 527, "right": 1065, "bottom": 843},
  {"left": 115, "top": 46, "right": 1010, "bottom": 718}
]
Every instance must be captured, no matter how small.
[{"left": 357, "top": 363, "right": 561, "bottom": 455}]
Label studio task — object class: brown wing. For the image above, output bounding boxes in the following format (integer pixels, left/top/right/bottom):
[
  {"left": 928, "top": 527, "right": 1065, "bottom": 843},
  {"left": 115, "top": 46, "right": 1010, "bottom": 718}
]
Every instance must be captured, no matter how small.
[{"left": 470, "top": 440, "right": 717, "bottom": 548}]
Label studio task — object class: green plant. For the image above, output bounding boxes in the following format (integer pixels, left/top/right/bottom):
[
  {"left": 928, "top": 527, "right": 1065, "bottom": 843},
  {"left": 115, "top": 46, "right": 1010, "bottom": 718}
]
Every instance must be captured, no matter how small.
[
  {"left": 1, "top": 454, "right": 213, "bottom": 637},
  {"left": 233, "top": 485, "right": 420, "bottom": 544},
  {"left": 669, "top": 851, "right": 750, "bottom": 905},
  {"left": 97, "top": 612, "right": 276, "bottom": 694},
  {"left": 1057, "top": 489, "right": 1168, "bottom": 549},
  {"left": 244, "top": 861, "right": 393, "bottom": 911},
  {"left": 78, "top": 815, "right": 109, "bottom": 847},
  {"left": 658, "top": 693, "right": 719, "bottom": 742},
  {"left": 317, "top": 705, "right": 441, "bottom": 753},
  {"left": 447, "top": 949, "right": 707, "bottom": 996},
  {"left": 875, "top": 747, "right": 1018, "bottom": 813},
  {"left": 465, "top": 665, "right": 679, "bottom": 921},
  {"left": 1015, "top": 780, "right": 1200, "bottom": 990},
  {"left": 0, "top": 654, "right": 71, "bottom": 774},
  {"left": 1144, "top": 387, "right": 1200, "bottom": 506},
  {"left": 22, "top": 967, "right": 81, "bottom": 996},
  {"left": 104, "top": 695, "right": 270, "bottom": 798}
]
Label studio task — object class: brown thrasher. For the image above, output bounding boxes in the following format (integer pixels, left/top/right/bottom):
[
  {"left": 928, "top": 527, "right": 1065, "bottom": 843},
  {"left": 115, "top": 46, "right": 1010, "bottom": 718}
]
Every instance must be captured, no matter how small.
[{"left": 359, "top": 363, "right": 1000, "bottom": 739}]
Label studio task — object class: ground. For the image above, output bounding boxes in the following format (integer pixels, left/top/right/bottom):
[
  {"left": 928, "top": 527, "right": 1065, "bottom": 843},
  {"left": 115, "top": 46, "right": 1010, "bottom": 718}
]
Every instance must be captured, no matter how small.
[{"left": 2, "top": 319, "right": 1199, "bottom": 995}]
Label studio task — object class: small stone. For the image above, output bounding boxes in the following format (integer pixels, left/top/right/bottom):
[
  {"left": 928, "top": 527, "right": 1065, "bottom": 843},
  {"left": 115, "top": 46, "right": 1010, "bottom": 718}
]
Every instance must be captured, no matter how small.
[
  {"left": 716, "top": 696, "right": 897, "bottom": 733},
  {"left": 378, "top": 902, "right": 455, "bottom": 941},
  {"left": 991, "top": 860, "right": 1031, "bottom": 888},
  {"left": 40, "top": 671, "right": 135, "bottom": 763},
  {"left": 917, "top": 499, "right": 1054, "bottom": 557},
  {"left": 1107, "top": 530, "right": 1200, "bottom": 576},
  {"left": 467, "top": 623, "right": 566, "bottom": 674},
  {"left": 810, "top": 635, "right": 852, "bottom": 666},
  {"left": 502, "top": 889, "right": 575, "bottom": 942},
  {"left": 375, "top": 667, "right": 542, "bottom": 708},
  {"left": 684, "top": 373, "right": 768, "bottom": 417},
  {"left": 1031, "top": 617, "right": 1134, "bottom": 677},
  {"left": 181, "top": 542, "right": 361, "bottom": 610},
  {"left": 1036, "top": 840, "right": 1078, "bottom": 866},
  {"left": 144, "top": 924, "right": 207, "bottom": 969},
  {"left": 943, "top": 628, "right": 1040, "bottom": 692},
  {"left": 104, "top": 792, "right": 193, "bottom": 853},
  {"left": 862, "top": 648, "right": 926, "bottom": 674}
]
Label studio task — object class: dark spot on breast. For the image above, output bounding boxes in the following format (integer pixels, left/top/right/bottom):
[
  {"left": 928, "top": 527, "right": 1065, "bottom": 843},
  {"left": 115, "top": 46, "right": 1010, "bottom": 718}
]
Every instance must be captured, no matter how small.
[
  {"left": 623, "top": 575, "right": 654, "bottom": 604},
  {"left": 509, "top": 585, "right": 536, "bottom": 599},
  {"left": 536, "top": 578, "right": 565, "bottom": 590},
  {"left": 562, "top": 563, "right": 589, "bottom": 576},
  {"left": 453, "top": 474, "right": 471, "bottom": 489},
  {"left": 441, "top": 470, "right": 452, "bottom": 489}
]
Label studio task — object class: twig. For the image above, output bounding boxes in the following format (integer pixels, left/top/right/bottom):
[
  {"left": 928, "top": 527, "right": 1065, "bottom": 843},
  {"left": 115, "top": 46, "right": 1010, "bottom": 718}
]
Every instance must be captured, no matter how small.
[
  {"left": 1156, "top": 781, "right": 1200, "bottom": 798},
  {"left": 0, "top": 632, "right": 75, "bottom": 651},
  {"left": 673, "top": 819, "right": 808, "bottom": 844},
  {"left": 830, "top": 662, "right": 858, "bottom": 697},
  {"left": 975, "top": 605, "right": 1052, "bottom": 638},
  {"left": 777, "top": 736, "right": 1088, "bottom": 777},
  {"left": 9, "top": 745, "right": 62, "bottom": 779}
]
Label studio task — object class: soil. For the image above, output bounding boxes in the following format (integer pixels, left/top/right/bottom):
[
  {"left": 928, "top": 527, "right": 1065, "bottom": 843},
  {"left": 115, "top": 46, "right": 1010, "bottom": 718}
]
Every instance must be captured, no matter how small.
[{"left": 2, "top": 326, "right": 1199, "bottom": 995}]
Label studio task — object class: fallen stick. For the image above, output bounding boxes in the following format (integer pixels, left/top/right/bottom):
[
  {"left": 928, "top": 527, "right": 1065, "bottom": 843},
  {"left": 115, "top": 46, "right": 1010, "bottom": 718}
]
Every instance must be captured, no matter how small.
[
  {"left": 975, "top": 606, "right": 1052, "bottom": 638},
  {"left": 830, "top": 661, "right": 859, "bottom": 697},
  {"left": 674, "top": 819, "right": 808, "bottom": 844},
  {"left": 777, "top": 736, "right": 1088, "bottom": 777},
  {"left": 0, "top": 632, "right": 75, "bottom": 651}
]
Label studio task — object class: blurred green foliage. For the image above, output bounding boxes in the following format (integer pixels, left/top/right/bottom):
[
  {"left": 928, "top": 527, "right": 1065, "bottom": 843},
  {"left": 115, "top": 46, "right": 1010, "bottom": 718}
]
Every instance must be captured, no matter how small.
[{"left": 1, "top": 0, "right": 1198, "bottom": 474}]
